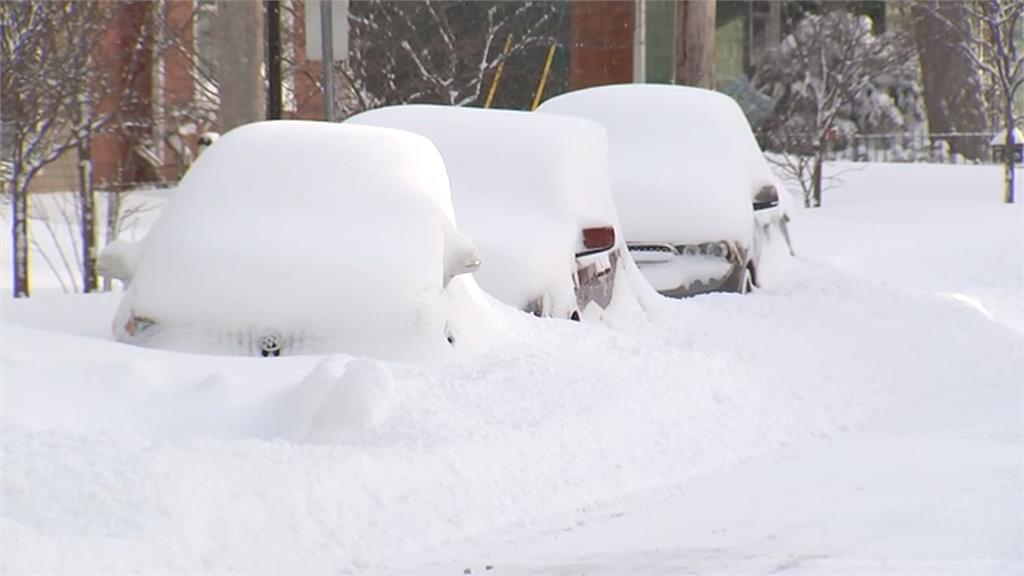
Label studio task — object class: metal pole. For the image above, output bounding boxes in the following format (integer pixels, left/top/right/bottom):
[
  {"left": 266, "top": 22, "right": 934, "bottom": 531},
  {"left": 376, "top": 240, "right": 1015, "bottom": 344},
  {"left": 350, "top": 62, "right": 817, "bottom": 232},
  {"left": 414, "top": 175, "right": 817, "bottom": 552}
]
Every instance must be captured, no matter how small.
[
  {"left": 483, "top": 34, "right": 512, "bottom": 109},
  {"left": 266, "top": 0, "right": 282, "bottom": 119},
  {"left": 320, "top": 0, "right": 335, "bottom": 121},
  {"left": 78, "top": 134, "right": 97, "bottom": 293},
  {"left": 531, "top": 45, "right": 557, "bottom": 110},
  {"left": 633, "top": 0, "right": 645, "bottom": 83}
]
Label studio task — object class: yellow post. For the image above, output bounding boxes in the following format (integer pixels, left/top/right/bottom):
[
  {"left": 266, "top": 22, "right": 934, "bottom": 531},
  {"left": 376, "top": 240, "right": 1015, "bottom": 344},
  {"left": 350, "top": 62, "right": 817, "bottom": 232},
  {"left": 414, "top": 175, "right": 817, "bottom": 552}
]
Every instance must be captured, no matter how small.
[
  {"left": 484, "top": 35, "right": 513, "bottom": 109},
  {"left": 531, "top": 44, "right": 557, "bottom": 110}
]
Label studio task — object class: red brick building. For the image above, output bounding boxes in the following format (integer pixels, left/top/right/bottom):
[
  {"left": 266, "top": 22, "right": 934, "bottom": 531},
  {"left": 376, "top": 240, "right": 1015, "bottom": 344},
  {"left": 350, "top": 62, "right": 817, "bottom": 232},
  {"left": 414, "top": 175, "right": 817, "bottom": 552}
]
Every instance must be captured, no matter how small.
[
  {"left": 31, "top": 0, "right": 329, "bottom": 194},
  {"left": 569, "top": 1, "right": 637, "bottom": 90}
]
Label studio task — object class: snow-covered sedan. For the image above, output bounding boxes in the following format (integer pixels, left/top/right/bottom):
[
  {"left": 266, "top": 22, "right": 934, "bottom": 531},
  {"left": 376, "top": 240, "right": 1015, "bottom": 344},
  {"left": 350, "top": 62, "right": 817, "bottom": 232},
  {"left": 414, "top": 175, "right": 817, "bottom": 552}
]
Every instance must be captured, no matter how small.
[
  {"left": 348, "top": 105, "right": 633, "bottom": 320},
  {"left": 107, "top": 121, "right": 489, "bottom": 360},
  {"left": 538, "top": 84, "right": 792, "bottom": 296}
]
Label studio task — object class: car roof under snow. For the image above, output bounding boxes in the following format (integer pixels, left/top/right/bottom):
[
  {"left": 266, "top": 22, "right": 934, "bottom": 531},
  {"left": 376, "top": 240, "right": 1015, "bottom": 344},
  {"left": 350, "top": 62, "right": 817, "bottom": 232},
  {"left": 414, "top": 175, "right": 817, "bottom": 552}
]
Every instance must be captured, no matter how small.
[
  {"left": 538, "top": 84, "right": 766, "bottom": 246},
  {"left": 347, "top": 105, "right": 618, "bottom": 227}
]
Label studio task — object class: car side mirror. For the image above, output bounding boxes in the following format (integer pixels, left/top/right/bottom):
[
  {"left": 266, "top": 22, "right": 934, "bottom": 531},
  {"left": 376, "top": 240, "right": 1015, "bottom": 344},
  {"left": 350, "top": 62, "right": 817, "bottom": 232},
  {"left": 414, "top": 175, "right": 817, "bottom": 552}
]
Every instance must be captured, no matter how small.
[
  {"left": 98, "top": 240, "right": 139, "bottom": 284},
  {"left": 442, "top": 224, "right": 482, "bottom": 287},
  {"left": 753, "top": 185, "right": 780, "bottom": 211}
]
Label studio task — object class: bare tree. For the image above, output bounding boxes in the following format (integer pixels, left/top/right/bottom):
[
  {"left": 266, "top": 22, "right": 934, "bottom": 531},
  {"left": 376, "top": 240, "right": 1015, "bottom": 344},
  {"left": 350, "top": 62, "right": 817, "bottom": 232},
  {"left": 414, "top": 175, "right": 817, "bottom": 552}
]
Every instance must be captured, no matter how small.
[
  {"left": 755, "top": 10, "right": 915, "bottom": 207},
  {"left": 334, "top": 1, "right": 561, "bottom": 115},
  {"left": 1, "top": 2, "right": 162, "bottom": 297},
  {"left": 4, "top": 3, "right": 107, "bottom": 296},
  {"left": 922, "top": 0, "right": 1022, "bottom": 203}
]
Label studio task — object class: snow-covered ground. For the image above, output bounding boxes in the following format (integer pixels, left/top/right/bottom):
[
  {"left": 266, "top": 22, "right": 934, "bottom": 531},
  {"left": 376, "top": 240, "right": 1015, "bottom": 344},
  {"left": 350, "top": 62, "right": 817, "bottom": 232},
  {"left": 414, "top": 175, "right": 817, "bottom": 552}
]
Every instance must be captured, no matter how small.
[{"left": 1, "top": 162, "right": 1021, "bottom": 574}]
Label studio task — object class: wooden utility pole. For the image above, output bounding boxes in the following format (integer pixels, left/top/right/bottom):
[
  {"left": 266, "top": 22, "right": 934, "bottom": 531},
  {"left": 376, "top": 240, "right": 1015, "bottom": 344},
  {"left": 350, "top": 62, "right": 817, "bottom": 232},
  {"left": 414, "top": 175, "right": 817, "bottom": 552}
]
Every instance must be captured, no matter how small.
[
  {"left": 675, "top": 0, "right": 715, "bottom": 89},
  {"left": 320, "top": 0, "right": 336, "bottom": 121},
  {"left": 217, "top": 0, "right": 264, "bottom": 131}
]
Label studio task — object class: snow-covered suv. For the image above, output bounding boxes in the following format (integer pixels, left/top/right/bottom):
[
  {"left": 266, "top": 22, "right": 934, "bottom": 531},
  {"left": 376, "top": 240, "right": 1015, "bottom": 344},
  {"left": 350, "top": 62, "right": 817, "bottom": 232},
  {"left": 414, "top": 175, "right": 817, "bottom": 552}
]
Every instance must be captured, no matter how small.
[
  {"left": 348, "top": 105, "right": 635, "bottom": 320},
  {"left": 538, "top": 84, "right": 793, "bottom": 296},
  {"left": 106, "top": 121, "right": 489, "bottom": 360}
]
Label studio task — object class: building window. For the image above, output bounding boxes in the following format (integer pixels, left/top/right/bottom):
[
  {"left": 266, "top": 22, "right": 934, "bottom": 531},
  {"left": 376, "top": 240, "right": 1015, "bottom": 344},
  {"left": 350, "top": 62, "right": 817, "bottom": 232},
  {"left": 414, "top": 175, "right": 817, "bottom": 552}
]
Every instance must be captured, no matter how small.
[{"left": 194, "top": 0, "right": 219, "bottom": 108}]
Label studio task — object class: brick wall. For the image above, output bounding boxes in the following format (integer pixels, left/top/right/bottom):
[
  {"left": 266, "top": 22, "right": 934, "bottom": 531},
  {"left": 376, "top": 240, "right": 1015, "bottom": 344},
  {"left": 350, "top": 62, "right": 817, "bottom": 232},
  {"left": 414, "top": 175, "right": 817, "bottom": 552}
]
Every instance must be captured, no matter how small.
[{"left": 570, "top": 1, "right": 635, "bottom": 90}]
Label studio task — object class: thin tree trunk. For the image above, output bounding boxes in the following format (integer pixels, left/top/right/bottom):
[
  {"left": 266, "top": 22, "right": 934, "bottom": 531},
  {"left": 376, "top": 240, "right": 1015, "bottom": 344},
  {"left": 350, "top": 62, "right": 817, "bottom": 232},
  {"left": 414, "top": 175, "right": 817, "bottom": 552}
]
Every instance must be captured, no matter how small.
[
  {"left": 1005, "top": 151, "right": 1016, "bottom": 204},
  {"left": 675, "top": 0, "right": 715, "bottom": 89},
  {"left": 1004, "top": 105, "right": 1017, "bottom": 204},
  {"left": 812, "top": 151, "right": 824, "bottom": 208},
  {"left": 12, "top": 162, "right": 29, "bottom": 298},
  {"left": 78, "top": 136, "right": 98, "bottom": 292}
]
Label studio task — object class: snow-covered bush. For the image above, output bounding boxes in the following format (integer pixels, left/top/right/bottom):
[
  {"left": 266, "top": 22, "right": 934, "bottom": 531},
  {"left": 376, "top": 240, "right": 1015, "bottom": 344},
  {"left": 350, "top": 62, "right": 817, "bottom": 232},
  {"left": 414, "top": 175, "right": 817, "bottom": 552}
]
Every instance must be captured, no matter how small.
[{"left": 753, "top": 9, "right": 922, "bottom": 207}]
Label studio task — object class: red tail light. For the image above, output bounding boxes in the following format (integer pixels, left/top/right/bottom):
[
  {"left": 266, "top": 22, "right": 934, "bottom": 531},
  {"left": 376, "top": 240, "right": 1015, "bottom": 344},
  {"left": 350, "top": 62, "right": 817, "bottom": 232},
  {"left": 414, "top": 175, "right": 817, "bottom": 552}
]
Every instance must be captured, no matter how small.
[{"left": 582, "top": 226, "right": 616, "bottom": 251}]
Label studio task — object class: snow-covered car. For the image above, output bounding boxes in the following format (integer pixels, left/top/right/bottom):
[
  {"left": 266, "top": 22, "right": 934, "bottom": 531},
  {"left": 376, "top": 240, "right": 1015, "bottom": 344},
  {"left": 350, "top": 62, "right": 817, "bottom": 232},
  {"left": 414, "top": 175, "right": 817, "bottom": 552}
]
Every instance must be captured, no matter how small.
[
  {"left": 537, "top": 84, "right": 793, "bottom": 296},
  {"left": 107, "top": 120, "right": 488, "bottom": 359},
  {"left": 347, "top": 105, "right": 630, "bottom": 320}
]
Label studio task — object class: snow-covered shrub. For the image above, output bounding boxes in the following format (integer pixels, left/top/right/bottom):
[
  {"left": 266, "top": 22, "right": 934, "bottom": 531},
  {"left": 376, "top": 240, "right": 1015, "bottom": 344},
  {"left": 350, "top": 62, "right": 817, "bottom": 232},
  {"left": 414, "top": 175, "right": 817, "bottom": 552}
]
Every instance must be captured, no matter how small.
[{"left": 753, "top": 9, "right": 922, "bottom": 206}]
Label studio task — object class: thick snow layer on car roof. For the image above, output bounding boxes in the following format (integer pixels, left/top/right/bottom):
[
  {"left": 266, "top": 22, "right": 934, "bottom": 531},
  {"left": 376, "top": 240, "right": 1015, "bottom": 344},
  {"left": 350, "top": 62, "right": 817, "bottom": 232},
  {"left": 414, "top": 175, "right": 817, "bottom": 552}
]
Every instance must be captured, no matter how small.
[
  {"left": 117, "top": 120, "right": 493, "bottom": 360},
  {"left": 348, "top": 105, "right": 625, "bottom": 313},
  {"left": 538, "top": 84, "right": 768, "bottom": 246}
]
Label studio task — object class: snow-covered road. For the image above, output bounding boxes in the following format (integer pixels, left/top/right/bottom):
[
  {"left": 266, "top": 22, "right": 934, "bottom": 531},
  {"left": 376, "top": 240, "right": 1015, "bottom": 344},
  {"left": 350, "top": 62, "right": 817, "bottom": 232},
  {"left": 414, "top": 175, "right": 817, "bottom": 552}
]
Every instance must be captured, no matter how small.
[
  {"left": 2, "top": 163, "right": 1022, "bottom": 574},
  {"left": 404, "top": 163, "right": 1024, "bottom": 575}
]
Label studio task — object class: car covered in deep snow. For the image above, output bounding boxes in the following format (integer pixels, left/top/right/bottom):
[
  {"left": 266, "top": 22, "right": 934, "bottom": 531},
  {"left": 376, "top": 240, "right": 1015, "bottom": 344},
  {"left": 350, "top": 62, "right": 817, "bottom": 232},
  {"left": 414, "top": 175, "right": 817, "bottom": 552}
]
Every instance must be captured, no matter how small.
[
  {"left": 347, "top": 105, "right": 634, "bottom": 320},
  {"left": 537, "top": 84, "right": 792, "bottom": 296},
  {"left": 106, "top": 120, "right": 490, "bottom": 359}
]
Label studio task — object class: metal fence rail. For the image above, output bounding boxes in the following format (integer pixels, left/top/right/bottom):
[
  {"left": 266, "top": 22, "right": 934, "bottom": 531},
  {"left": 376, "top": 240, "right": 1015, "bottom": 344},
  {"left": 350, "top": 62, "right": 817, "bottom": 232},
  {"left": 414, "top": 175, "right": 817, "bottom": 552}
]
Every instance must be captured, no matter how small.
[{"left": 833, "top": 132, "right": 1011, "bottom": 165}]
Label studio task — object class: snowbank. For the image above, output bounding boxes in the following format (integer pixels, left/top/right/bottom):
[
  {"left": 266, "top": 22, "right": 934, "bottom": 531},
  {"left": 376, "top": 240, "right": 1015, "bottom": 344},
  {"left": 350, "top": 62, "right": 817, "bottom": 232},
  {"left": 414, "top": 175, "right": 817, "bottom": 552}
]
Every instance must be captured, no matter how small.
[
  {"left": 804, "top": 161, "right": 1024, "bottom": 336},
  {"left": 823, "top": 160, "right": 1022, "bottom": 205},
  {"left": 2, "top": 159, "right": 1020, "bottom": 573},
  {"left": 114, "top": 120, "right": 497, "bottom": 360}
]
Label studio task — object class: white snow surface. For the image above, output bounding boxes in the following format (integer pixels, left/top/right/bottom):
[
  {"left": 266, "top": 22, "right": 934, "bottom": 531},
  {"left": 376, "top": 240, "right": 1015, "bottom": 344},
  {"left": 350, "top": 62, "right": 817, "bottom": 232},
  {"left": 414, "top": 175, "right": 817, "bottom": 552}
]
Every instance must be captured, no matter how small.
[
  {"left": 635, "top": 253, "right": 735, "bottom": 293},
  {"left": 347, "top": 105, "right": 633, "bottom": 317},
  {"left": 2, "top": 162, "right": 1022, "bottom": 574},
  {"left": 537, "top": 84, "right": 772, "bottom": 246},
  {"left": 990, "top": 127, "right": 1024, "bottom": 146},
  {"left": 110, "top": 120, "right": 495, "bottom": 360}
]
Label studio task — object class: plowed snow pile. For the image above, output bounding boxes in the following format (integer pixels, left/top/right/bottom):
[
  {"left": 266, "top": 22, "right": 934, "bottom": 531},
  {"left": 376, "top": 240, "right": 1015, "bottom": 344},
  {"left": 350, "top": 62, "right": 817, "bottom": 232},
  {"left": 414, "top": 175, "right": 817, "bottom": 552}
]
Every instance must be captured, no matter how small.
[{"left": 1, "top": 162, "right": 1021, "bottom": 574}]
